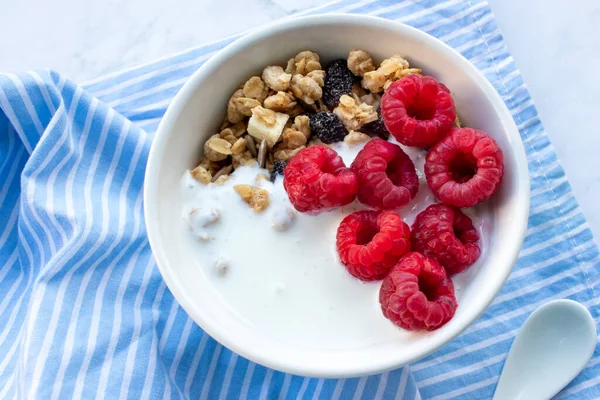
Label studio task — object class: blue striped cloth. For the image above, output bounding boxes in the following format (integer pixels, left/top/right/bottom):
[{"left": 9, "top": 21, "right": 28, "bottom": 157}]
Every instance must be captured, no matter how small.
[{"left": 1, "top": 0, "right": 599, "bottom": 398}]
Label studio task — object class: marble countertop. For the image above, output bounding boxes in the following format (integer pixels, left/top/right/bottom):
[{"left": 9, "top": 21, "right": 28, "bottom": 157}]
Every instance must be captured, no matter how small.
[{"left": 1, "top": 0, "right": 599, "bottom": 240}]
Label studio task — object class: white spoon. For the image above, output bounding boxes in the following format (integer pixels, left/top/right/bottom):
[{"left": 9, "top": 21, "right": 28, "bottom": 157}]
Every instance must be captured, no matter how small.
[{"left": 493, "top": 299, "right": 596, "bottom": 400}]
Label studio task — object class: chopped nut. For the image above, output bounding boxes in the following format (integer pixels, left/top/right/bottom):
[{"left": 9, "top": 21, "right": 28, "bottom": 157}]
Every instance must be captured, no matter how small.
[
  {"left": 233, "top": 97, "right": 261, "bottom": 117},
  {"left": 348, "top": 50, "right": 375, "bottom": 76},
  {"left": 245, "top": 135, "right": 257, "bottom": 157},
  {"left": 198, "top": 157, "right": 220, "bottom": 175},
  {"left": 204, "top": 135, "right": 232, "bottom": 161},
  {"left": 290, "top": 74, "right": 322, "bottom": 105},
  {"left": 282, "top": 128, "right": 307, "bottom": 149},
  {"left": 233, "top": 185, "right": 270, "bottom": 212},
  {"left": 213, "top": 175, "right": 230, "bottom": 185},
  {"left": 231, "top": 138, "right": 247, "bottom": 154},
  {"left": 227, "top": 89, "right": 245, "bottom": 123},
  {"left": 274, "top": 146, "right": 305, "bottom": 161},
  {"left": 257, "top": 139, "right": 267, "bottom": 168},
  {"left": 190, "top": 165, "right": 212, "bottom": 184},
  {"left": 292, "top": 51, "right": 321, "bottom": 75},
  {"left": 247, "top": 106, "right": 289, "bottom": 147},
  {"left": 256, "top": 173, "right": 270, "bottom": 184},
  {"left": 293, "top": 115, "right": 311, "bottom": 139},
  {"left": 454, "top": 115, "right": 462, "bottom": 128},
  {"left": 344, "top": 131, "right": 372, "bottom": 145},
  {"left": 306, "top": 70, "right": 326, "bottom": 87},
  {"left": 232, "top": 151, "right": 254, "bottom": 169},
  {"left": 333, "top": 95, "right": 378, "bottom": 131},
  {"left": 263, "top": 91, "right": 297, "bottom": 113},
  {"left": 262, "top": 66, "right": 292, "bottom": 92},
  {"left": 243, "top": 76, "right": 269, "bottom": 102},
  {"left": 219, "top": 128, "right": 238, "bottom": 145},
  {"left": 361, "top": 70, "right": 387, "bottom": 93},
  {"left": 250, "top": 188, "right": 269, "bottom": 211}
]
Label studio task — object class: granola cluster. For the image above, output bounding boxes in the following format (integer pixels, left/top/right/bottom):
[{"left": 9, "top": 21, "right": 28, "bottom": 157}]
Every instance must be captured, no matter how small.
[{"left": 188, "top": 49, "right": 424, "bottom": 212}]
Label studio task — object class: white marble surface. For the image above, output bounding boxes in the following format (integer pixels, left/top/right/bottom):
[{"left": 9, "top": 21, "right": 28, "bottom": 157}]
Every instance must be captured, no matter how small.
[{"left": 1, "top": 0, "right": 599, "bottom": 239}]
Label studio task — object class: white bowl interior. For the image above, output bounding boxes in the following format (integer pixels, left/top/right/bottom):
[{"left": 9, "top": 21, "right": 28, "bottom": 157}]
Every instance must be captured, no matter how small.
[{"left": 145, "top": 15, "right": 530, "bottom": 377}]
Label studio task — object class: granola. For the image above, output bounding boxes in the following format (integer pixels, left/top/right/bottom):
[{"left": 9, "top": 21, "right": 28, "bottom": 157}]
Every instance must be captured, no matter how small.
[
  {"left": 333, "top": 95, "right": 378, "bottom": 131},
  {"left": 190, "top": 48, "right": 425, "bottom": 195},
  {"left": 262, "top": 66, "right": 292, "bottom": 91},
  {"left": 348, "top": 50, "right": 375, "bottom": 77},
  {"left": 233, "top": 185, "right": 270, "bottom": 212},
  {"left": 361, "top": 54, "right": 422, "bottom": 93},
  {"left": 243, "top": 76, "right": 269, "bottom": 102}
]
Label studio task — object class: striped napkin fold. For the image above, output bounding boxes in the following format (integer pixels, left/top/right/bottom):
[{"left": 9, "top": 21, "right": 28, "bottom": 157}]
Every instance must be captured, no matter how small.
[{"left": 0, "top": 0, "right": 599, "bottom": 398}]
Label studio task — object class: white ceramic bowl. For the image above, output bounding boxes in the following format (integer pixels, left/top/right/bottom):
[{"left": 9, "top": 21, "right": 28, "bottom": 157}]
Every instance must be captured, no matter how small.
[{"left": 144, "top": 14, "right": 530, "bottom": 378}]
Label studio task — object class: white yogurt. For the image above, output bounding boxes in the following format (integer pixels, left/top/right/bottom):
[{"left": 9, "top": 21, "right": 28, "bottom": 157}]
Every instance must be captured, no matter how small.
[{"left": 180, "top": 139, "right": 489, "bottom": 349}]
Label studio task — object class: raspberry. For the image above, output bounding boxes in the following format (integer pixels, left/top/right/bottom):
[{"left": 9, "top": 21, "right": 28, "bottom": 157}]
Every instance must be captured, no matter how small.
[
  {"left": 360, "top": 112, "right": 390, "bottom": 140},
  {"left": 379, "top": 252, "right": 457, "bottom": 331},
  {"left": 283, "top": 146, "right": 358, "bottom": 214},
  {"left": 425, "top": 127, "right": 504, "bottom": 207},
  {"left": 322, "top": 59, "right": 355, "bottom": 108},
  {"left": 309, "top": 112, "right": 348, "bottom": 144},
  {"left": 380, "top": 75, "right": 456, "bottom": 148},
  {"left": 351, "top": 138, "right": 418, "bottom": 209},
  {"left": 336, "top": 210, "right": 411, "bottom": 281},
  {"left": 411, "top": 204, "right": 480, "bottom": 275},
  {"left": 270, "top": 160, "right": 287, "bottom": 183}
]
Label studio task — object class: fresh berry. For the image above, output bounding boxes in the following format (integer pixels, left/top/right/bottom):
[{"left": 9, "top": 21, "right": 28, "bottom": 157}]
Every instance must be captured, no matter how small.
[
  {"left": 425, "top": 127, "right": 504, "bottom": 207},
  {"left": 379, "top": 252, "right": 457, "bottom": 331},
  {"left": 351, "top": 138, "right": 418, "bottom": 209},
  {"left": 283, "top": 146, "right": 358, "bottom": 214},
  {"left": 270, "top": 160, "right": 288, "bottom": 183},
  {"left": 323, "top": 59, "right": 355, "bottom": 108},
  {"left": 361, "top": 112, "right": 390, "bottom": 140},
  {"left": 309, "top": 112, "right": 348, "bottom": 144},
  {"left": 411, "top": 204, "right": 480, "bottom": 275},
  {"left": 380, "top": 75, "right": 456, "bottom": 148},
  {"left": 336, "top": 210, "right": 411, "bottom": 281}
]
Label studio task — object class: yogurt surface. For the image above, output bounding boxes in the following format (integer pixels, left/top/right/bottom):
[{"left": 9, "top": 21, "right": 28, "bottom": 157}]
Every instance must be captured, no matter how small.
[{"left": 180, "top": 139, "right": 489, "bottom": 349}]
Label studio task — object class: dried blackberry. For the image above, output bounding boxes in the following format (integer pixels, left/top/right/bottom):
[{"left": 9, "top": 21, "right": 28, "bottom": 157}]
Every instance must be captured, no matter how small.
[
  {"left": 361, "top": 113, "right": 390, "bottom": 140},
  {"left": 270, "top": 160, "right": 288, "bottom": 183},
  {"left": 322, "top": 59, "right": 354, "bottom": 108},
  {"left": 309, "top": 112, "right": 348, "bottom": 144}
]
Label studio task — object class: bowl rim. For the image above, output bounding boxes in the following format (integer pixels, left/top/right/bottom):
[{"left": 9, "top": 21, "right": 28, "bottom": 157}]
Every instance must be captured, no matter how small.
[{"left": 144, "top": 13, "right": 531, "bottom": 378}]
